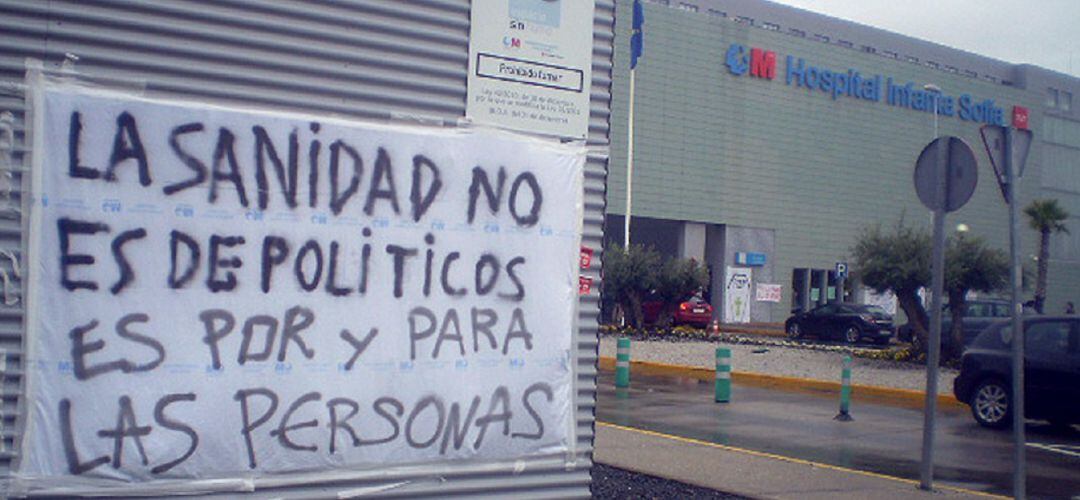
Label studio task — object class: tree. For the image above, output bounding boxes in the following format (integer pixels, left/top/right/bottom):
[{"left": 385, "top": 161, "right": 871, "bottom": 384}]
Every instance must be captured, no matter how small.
[
  {"left": 852, "top": 220, "right": 1010, "bottom": 360},
  {"left": 601, "top": 244, "right": 660, "bottom": 328},
  {"left": 1023, "top": 199, "right": 1069, "bottom": 314},
  {"left": 851, "top": 221, "right": 931, "bottom": 352},
  {"left": 651, "top": 257, "right": 710, "bottom": 326},
  {"left": 943, "top": 234, "right": 1008, "bottom": 358}
]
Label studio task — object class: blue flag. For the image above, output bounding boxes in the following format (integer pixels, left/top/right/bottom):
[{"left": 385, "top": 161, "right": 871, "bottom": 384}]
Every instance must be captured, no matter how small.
[{"left": 631, "top": 0, "right": 644, "bottom": 69}]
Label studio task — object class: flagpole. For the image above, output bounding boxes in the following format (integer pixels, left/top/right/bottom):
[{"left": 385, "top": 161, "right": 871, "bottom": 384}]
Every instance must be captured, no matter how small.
[{"left": 624, "top": 67, "right": 635, "bottom": 248}]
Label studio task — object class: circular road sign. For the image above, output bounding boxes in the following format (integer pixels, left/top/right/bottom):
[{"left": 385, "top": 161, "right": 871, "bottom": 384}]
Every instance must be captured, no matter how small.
[{"left": 913, "top": 136, "right": 978, "bottom": 212}]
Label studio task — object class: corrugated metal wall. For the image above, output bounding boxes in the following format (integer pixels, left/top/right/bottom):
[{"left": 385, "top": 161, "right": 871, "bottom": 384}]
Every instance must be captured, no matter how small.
[{"left": 0, "top": 0, "right": 612, "bottom": 496}]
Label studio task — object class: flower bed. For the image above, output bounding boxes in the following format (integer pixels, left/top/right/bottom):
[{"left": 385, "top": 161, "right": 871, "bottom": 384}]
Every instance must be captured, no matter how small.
[{"left": 597, "top": 324, "right": 957, "bottom": 368}]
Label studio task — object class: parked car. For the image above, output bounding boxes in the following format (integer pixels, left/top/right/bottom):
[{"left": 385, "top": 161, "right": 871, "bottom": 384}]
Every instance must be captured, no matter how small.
[
  {"left": 642, "top": 295, "right": 713, "bottom": 327},
  {"left": 784, "top": 303, "right": 894, "bottom": 345},
  {"left": 953, "top": 316, "right": 1080, "bottom": 428},
  {"left": 897, "top": 299, "right": 1011, "bottom": 348}
]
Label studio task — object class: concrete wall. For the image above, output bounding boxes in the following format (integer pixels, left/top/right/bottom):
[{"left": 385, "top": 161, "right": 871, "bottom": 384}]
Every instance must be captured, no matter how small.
[
  {"left": 723, "top": 226, "right": 775, "bottom": 322},
  {"left": 678, "top": 222, "right": 707, "bottom": 261}
]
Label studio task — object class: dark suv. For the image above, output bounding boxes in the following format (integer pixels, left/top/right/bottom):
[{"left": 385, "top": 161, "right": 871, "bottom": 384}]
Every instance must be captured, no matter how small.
[
  {"left": 898, "top": 299, "right": 1010, "bottom": 348},
  {"left": 953, "top": 316, "right": 1080, "bottom": 428}
]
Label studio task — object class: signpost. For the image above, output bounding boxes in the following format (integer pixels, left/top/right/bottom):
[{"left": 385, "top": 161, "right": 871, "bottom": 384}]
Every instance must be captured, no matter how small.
[
  {"left": 981, "top": 124, "right": 1033, "bottom": 500},
  {"left": 465, "top": 0, "right": 596, "bottom": 139},
  {"left": 835, "top": 262, "right": 847, "bottom": 303},
  {"left": 913, "top": 136, "right": 977, "bottom": 492}
]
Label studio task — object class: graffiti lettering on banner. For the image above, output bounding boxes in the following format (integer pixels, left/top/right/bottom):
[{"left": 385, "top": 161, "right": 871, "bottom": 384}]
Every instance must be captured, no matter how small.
[{"left": 19, "top": 82, "right": 585, "bottom": 487}]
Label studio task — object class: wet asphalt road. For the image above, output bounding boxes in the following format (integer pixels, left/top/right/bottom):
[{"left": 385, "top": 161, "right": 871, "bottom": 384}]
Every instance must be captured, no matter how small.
[{"left": 596, "top": 371, "right": 1080, "bottom": 499}]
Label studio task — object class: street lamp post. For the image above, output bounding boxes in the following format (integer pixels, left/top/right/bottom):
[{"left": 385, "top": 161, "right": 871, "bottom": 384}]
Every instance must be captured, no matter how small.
[
  {"left": 924, "top": 84, "right": 941, "bottom": 231},
  {"left": 925, "top": 84, "right": 941, "bottom": 139}
]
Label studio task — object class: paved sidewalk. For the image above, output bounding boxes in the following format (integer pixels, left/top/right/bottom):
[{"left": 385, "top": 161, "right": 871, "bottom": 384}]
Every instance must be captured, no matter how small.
[{"left": 594, "top": 422, "right": 1000, "bottom": 500}]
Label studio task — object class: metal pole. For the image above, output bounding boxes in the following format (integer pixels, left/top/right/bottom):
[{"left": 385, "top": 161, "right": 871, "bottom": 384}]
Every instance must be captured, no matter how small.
[
  {"left": 932, "top": 101, "right": 939, "bottom": 139},
  {"left": 919, "top": 136, "right": 947, "bottom": 491},
  {"left": 1006, "top": 128, "right": 1026, "bottom": 500},
  {"left": 0, "top": 349, "right": 5, "bottom": 453},
  {"left": 623, "top": 69, "right": 635, "bottom": 248}
]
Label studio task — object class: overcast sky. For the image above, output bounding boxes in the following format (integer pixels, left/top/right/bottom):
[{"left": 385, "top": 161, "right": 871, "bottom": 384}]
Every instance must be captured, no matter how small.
[{"left": 768, "top": 0, "right": 1080, "bottom": 78}]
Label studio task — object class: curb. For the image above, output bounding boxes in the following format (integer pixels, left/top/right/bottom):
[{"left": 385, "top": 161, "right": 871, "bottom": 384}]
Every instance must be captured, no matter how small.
[
  {"left": 597, "top": 356, "right": 966, "bottom": 411},
  {"left": 717, "top": 325, "right": 786, "bottom": 338}
]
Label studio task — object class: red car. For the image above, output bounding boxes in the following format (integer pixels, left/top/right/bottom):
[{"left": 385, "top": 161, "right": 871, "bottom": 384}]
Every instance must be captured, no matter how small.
[{"left": 642, "top": 296, "right": 713, "bottom": 327}]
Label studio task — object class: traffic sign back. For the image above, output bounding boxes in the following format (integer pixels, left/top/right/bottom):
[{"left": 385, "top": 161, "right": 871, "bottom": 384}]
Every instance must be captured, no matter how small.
[
  {"left": 913, "top": 137, "right": 978, "bottom": 213},
  {"left": 980, "top": 125, "right": 1033, "bottom": 203}
]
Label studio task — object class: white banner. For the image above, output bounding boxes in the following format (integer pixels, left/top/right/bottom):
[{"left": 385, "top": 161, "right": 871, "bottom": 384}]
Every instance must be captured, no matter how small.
[
  {"left": 724, "top": 267, "right": 752, "bottom": 323},
  {"left": 755, "top": 283, "right": 781, "bottom": 303},
  {"left": 20, "top": 82, "right": 584, "bottom": 487},
  {"left": 466, "top": 0, "right": 596, "bottom": 138}
]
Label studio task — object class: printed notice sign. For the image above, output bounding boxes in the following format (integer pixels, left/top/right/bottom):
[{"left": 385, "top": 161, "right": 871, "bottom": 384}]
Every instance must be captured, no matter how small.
[
  {"left": 755, "top": 283, "right": 781, "bottom": 303},
  {"left": 18, "top": 81, "right": 584, "bottom": 490},
  {"left": 467, "top": 0, "right": 596, "bottom": 139},
  {"left": 724, "top": 267, "right": 752, "bottom": 324}
]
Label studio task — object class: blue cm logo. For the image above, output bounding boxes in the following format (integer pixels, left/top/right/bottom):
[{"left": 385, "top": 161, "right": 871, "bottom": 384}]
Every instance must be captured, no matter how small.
[{"left": 726, "top": 43, "right": 749, "bottom": 76}]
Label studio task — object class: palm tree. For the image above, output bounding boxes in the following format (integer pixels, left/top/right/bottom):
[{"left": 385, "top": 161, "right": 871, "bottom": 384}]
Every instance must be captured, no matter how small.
[{"left": 1024, "top": 199, "right": 1070, "bottom": 314}]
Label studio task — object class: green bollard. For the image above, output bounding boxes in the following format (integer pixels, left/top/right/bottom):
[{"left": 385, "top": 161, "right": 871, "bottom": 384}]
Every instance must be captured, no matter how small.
[
  {"left": 615, "top": 337, "right": 631, "bottom": 388},
  {"left": 715, "top": 347, "right": 731, "bottom": 403},
  {"left": 835, "top": 355, "right": 853, "bottom": 421}
]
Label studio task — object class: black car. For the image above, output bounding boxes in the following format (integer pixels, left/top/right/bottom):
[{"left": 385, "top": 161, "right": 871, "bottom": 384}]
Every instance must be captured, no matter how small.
[
  {"left": 898, "top": 299, "right": 1011, "bottom": 347},
  {"left": 785, "top": 303, "right": 894, "bottom": 345},
  {"left": 953, "top": 316, "right": 1080, "bottom": 428}
]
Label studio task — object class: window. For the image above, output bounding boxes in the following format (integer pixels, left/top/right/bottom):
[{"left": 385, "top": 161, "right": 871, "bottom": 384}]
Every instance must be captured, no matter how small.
[
  {"left": 813, "top": 33, "right": 830, "bottom": 43},
  {"left": 762, "top": 21, "right": 780, "bottom": 31},
  {"left": 678, "top": 2, "right": 698, "bottom": 12},
  {"left": 838, "top": 40, "right": 853, "bottom": 48},
  {"left": 926, "top": 61, "right": 940, "bottom": 69},
  {"left": 735, "top": 15, "right": 754, "bottom": 25},
  {"left": 992, "top": 304, "right": 1010, "bottom": 317},
  {"left": 973, "top": 323, "right": 1009, "bottom": 349},
  {"left": 1026, "top": 320, "right": 1073, "bottom": 356},
  {"left": 1062, "top": 91, "right": 1073, "bottom": 112},
  {"left": 883, "top": 50, "right": 899, "bottom": 59},
  {"left": 861, "top": 45, "right": 876, "bottom": 54},
  {"left": 905, "top": 55, "right": 919, "bottom": 64},
  {"left": 964, "top": 303, "right": 988, "bottom": 318},
  {"left": 707, "top": 9, "right": 726, "bottom": 18},
  {"left": 789, "top": 28, "right": 806, "bottom": 37},
  {"left": 814, "top": 305, "right": 838, "bottom": 316},
  {"left": 1047, "top": 88, "right": 1059, "bottom": 108}
]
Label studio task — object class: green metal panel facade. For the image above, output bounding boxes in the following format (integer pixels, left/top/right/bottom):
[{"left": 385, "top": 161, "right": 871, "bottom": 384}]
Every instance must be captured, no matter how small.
[
  {"left": 608, "top": 1, "right": 1080, "bottom": 317},
  {"left": 1041, "top": 114, "right": 1080, "bottom": 314}
]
